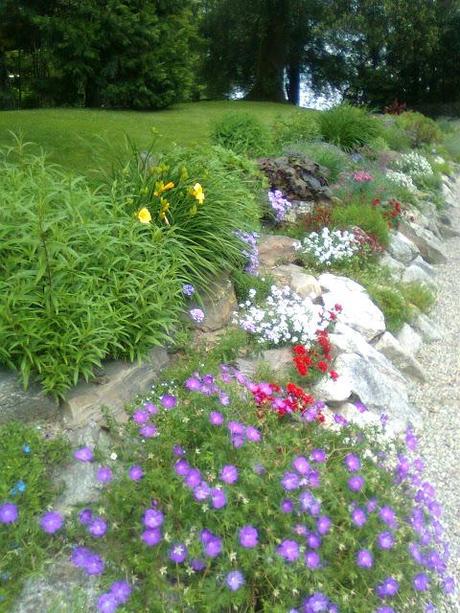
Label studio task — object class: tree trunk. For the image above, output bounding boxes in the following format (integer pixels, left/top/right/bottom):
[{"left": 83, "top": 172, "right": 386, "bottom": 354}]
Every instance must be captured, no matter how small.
[{"left": 286, "top": 60, "right": 301, "bottom": 105}]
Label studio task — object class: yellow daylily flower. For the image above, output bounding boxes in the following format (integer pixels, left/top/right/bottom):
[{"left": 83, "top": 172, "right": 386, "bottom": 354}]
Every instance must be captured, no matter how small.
[
  {"left": 154, "top": 180, "right": 175, "bottom": 197},
  {"left": 137, "top": 207, "right": 152, "bottom": 224},
  {"left": 190, "top": 182, "right": 205, "bottom": 205}
]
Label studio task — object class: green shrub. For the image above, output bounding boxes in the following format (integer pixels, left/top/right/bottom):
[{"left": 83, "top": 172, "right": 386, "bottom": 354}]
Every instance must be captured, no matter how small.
[
  {"left": 210, "top": 112, "right": 273, "bottom": 158},
  {"left": 232, "top": 269, "right": 274, "bottom": 303},
  {"left": 443, "top": 127, "right": 460, "bottom": 163},
  {"left": 318, "top": 104, "right": 382, "bottom": 151},
  {"left": 379, "top": 121, "right": 411, "bottom": 151},
  {"left": 331, "top": 203, "right": 390, "bottom": 247},
  {"left": 401, "top": 282, "right": 435, "bottom": 313},
  {"left": 395, "top": 112, "right": 442, "bottom": 147},
  {"left": 283, "top": 142, "right": 349, "bottom": 183},
  {"left": 0, "top": 422, "right": 69, "bottom": 608},
  {"left": 272, "top": 111, "right": 319, "bottom": 149},
  {"left": 366, "top": 285, "right": 410, "bottom": 332}
]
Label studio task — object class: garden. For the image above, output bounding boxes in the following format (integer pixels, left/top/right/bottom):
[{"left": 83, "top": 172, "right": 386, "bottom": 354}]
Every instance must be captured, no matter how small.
[{"left": 1, "top": 103, "right": 459, "bottom": 612}]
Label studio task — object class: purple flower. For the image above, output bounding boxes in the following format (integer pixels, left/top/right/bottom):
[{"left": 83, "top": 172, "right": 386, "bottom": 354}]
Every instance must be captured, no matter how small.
[
  {"left": 190, "top": 308, "right": 205, "bottom": 323},
  {"left": 413, "top": 573, "right": 430, "bottom": 592},
  {"left": 351, "top": 507, "right": 367, "bottom": 527},
  {"left": 110, "top": 581, "right": 131, "bottom": 604},
  {"left": 141, "top": 528, "right": 162, "bottom": 546},
  {"left": 293, "top": 456, "right": 310, "bottom": 475},
  {"left": 239, "top": 525, "right": 258, "bottom": 548},
  {"left": 74, "top": 447, "right": 94, "bottom": 462},
  {"left": 0, "top": 502, "right": 18, "bottom": 524},
  {"left": 307, "top": 533, "right": 321, "bottom": 549},
  {"left": 376, "top": 577, "right": 399, "bottom": 598},
  {"left": 355, "top": 400, "right": 368, "bottom": 413},
  {"left": 191, "top": 558, "right": 206, "bottom": 572},
  {"left": 172, "top": 445, "right": 185, "bottom": 457},
  {"left": 281, "top": 499, "right": 294, "bottom": 513},
  {"left": 276, "top": 539, "right": 300, "bottom": 562},
  {"left": 281, "top": 471, "right": 300, "bottom": 491},
  {"left": 144, "top": 402, "right": 158, "bottom": 415},
  {"left": 97, "top": 466, "right": 113, "bottom": 484},
  {"left": 219, "top": 465, "right": 238, "bottom": 484},
  {"left": 139, "top": 424, "right": 157, "bottom": 438},
  {"left": 88, "top": 517, "right": 108, "bottom": 538},
  {"left": 132, "top": 410, "right": 148, "bottom": 424},
  {"left": 253, "top": 463, "right": 265, "bottom": 475},
  {"left": 168, "top": 543, "right": 188, "bottom": 563},
  {"left": 379, "top": 506, "right": 397, "bottom": 528},
  {"left": 375, "top": 608, "right": 395, "bottom": 613},
  {"left": 128, "top": 465, "right": 144, "bottom": 481},
  {"left": 79, "top": 508, "right": 93, "bottom": 526},
  {"left": 316, "top": 516, "right": 332, "bottom": 535},
  {"left": 174, "top": 459, "right": 190, "bottom": 477},
  {"left": 245, "top": 426, "right": 261, "bottom": 443},
  {"left": 194, "top": 481, "right": 211, "bottom": 501},
  {"left": 184, "top": 376, "right": 202, "bottom": 392},
  {"left": 211, "top": 487, "right": 227, "bottom": 509},
  {"left": 356, "top": 549, "right": 373, "bottom": 568},
  {"left": 443, "top": 576, "right": 455, "bottom": 595},
  {"left": 367, "top": 498, "right": 378, "bottom": 513},
  {"left": 347, "top": 475, "right": 365, "bottom": 492},
  {"left": 303, "top": 592, "right": 329, "bottom": 612},
  {"left": 161, "top": 394, "right": 177, "bottom": 410},
  {"left": 143, "top": 509, "right": 164, "bottom": 528},
  {"left": 405, "top": 427, "right": 418, "bottom": 451},
  {"left": 209, "top": 411, "right": 224, "bottom": 426},
  {"left": 85, "top": 553, "right": 105, "bottom": 576},
  {"left": 40, "top": 511, "right": 64, "bottom": 534},
  {"left": 203, "top": 536, "right": 222, "bottom": 558},
  {"left": 231, "top": 434, "right": 245, "bottom": 448},
  {"left": 344, "top": 453, "right": 361, "bottom": 472},
  {"left": 377, "top": 531, "right": 395, "bottom": 550},
  {"left": 305, "top": 550, "right": 321, "bottom": 569},
  {"left": 310, "top": 449, "right": 326, "bottom": 463},
  {"left": 228, "top": 421, "right": 245, "bottom": 435},
  {"left": 71, "top": 546, "right": 93, "bottom": 568},
  {"left": 182, "top": 283, "right": 195, "bottom": 297},
  {"left": 97, "top": 593, "right": 118, "bottom": 613},
  {"left": 225, "top": 570, "right": 245, "bottom": 591},
  {"left": 185, "top": 468, "right": 202, "bottom": 488}
]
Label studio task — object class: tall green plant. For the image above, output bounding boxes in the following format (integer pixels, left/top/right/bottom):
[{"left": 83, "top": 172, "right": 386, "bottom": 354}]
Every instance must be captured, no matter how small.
[{"left": 319, "top": 105, "right": 382, "bottom": 151}]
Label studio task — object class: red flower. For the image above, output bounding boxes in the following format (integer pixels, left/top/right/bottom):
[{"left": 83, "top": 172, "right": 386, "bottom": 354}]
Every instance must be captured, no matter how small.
[
  {"left": 334, "top": 304, "right": 343, "bottom": 313},
  {"left": 329, "top": 370, "right": 339, "bottom": 381},
  {"left": 293, "top": 345, "right": 306, "bottom": 356},
  {"left": 317, "top": 361, "right": 328, "bottom": 373}
]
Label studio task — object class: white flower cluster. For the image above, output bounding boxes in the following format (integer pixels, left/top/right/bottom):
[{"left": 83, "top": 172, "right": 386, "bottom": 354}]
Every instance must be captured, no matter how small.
[
  {"left": 385, "top": 170, "right": 417, "bottom": 193},
  {"left": 395, "top": 152, "right": 433, "bottom": 178},
  {"left": 300, "top": 227, "right": 360, "bottom": 266},
  {"left": 234, "top": 286, "right": 328, "bottom": 346}
]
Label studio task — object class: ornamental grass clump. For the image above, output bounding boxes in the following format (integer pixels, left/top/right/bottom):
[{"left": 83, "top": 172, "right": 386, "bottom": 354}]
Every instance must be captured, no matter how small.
[
  {"left": 210, "top": 112, "right": 273, "bottom": 158},
  {"left": 319, "top": 104, "right": 382, "bottom": 151},
  {"left": 331, "top": 203, "right": 390, "bottom": 248},
  {"left": 21, "top": 363, "right": 452, "bottom": 612}
]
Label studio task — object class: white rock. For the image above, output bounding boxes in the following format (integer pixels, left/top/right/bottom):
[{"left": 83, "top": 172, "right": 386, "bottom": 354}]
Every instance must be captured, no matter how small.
[
  {"left": 411, "top": 311, "right": 442, "bottom": 342},
  {"left": 337, "top": 402, "right": 407, "bottom": 438},
  {"left": 271, "top": 264, "right": 322, "bottom": 300},
  {"left": 379, "top": 253, "right": 404, "bottom": 279},
  {"left": 388, "top": 231, "right": 419, "bottom": 265},
  {"left": 319, "top": 274, "right": 385, "bottom": 341},
  {"left": 399, "top": 219, "right": 447, "bottom": 264},
  {"left": 402, "top": 263, "right": 437, "bottom": 290},
  {"left": 411, "top": 255, "right": 436, "bottom": 277},
  {"left": 374, "top": 331, "right": 425, "bottom": 381},
  {"left": 396, "top": 323, "right": 423, "bottom": 356}
]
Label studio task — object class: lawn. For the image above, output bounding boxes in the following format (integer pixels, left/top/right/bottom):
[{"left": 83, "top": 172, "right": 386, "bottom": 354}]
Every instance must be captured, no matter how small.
[{"left": 0, "top": 100, "right": 302, "bottom": 176}]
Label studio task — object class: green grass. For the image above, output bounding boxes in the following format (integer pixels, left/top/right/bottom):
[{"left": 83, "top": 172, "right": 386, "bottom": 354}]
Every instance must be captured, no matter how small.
[{"left": 0, "top": 101, "right": 301, "bottom": 176}]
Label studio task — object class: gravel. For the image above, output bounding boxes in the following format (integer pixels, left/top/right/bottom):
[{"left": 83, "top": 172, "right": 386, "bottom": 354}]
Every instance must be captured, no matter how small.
[{"left": 408, "top": 189, "right": 460, "bottom": 612}]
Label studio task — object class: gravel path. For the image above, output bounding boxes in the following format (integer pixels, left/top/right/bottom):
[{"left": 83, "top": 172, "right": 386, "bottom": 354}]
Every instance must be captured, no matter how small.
[{"left": 409, "top": 189, "right": 460, "bottom": 612}]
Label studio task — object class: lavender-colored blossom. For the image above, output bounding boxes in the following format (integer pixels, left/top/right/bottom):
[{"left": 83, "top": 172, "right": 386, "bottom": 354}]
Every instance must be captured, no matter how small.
[
  {"left": 377, "top": 531, "right": 395, "bottom": 550},
  {"left": 79, "top": 508, "right": 93, "bottom": 526},
  {"left": 128, "top": 465, "right": 144, "bottom": 481},
  {"left": 443, "top": 576, "right": 455, "bottom": 595},
  {"left": 375, "top": 608, "right": 395, "bottom": 613},
  {"left": 194, "top": 481, "right": 211, "bottom": 502},
  {"left": 235, "top": 230, "right": 259, "bottom": 275},
  {"left": 367, "top": 498, "right": 378, "bottom": 513},
  {"left": 71, "top": 546, "right": 93, "bottom": 568},
  {"left": 308, "top": 470, "right": 321, "bottom": 489},
  {"left": 203, "top": 536, "right": 222, "bottom": 558},
  {"left": 316, "top": 516, "right": 332, "bottom": 535},
  {"left": 356, "top": 549, "right": 373, "bottom": 568},
  {"left": 88, "top": 517, "right": 108, "bottom": 538},
  {"left": 354, "top": 401, "right": 368, "bottom": 413},
  {"left": 307, "top": 533, "right": 321, "bottom": 549},
  {"left": 305, "top": 550, "right": 321, "bottom": 569},
  {"left": 245, "top": 426, "right": 261, "bottom": 443},
  {"left": 225, "top": 570, "right": 245, "bottom": 591},
  {"left": 190, "top": 308, "right": 205, "bottom": 323},
  {"left": 253, "top": 463, "right": 265, "bottom": 475},
  {"left": 211, "top": 487, "right": 227, "bottom": 509},
  {"left": 281, "top": 499, "right": 294, "bottom": 513},
  {"left": 351, "top": 507, "right": 367, "bottom": 527},
  {"left": 268, "top": 189, "right": 292, "bottom": 222},
  {"left": 74, "top": 447, "right": 94, "bottom": 462},
  {"left": 219, "top": 392, "right": 230, "bottom": 406},
  {"left": 182, "top": 283, "right": 195, "bottom": 296},
  {"left": 110, "top": 581, "right": 132, "bottom": 604},
  {"left": 239, "top": 525, "right": 258, "bottom": 548},
  {"left": 281, "top": 471, "right": 301, "bottom": 491},
  {"left": 40, "top": 511, "right": 64, "bottom": 534},
  {"left": 376, "top": 577, "right": 399, "bottom": 598},
  {"left": 141, "top": 528, "right": 162, "bottom": 546},
  {"left": 168, "top": 543, "right": 188, "bottom": 563},
  {"left": 97, "top": 593, "right": 118, "bottom": 613},
  {"left": 143, "top": 509, "right": 164, "bottom": 528},
  {"left": 191, "top": 558, "right": 206, "bottom": 572},
  {"left": 0, "top": 502, "right": 18, "bottom": 524},
  {"left": 184, "top": 376, "right": 201, "bottom": 392},
  {"left": 227, "top": 421, "right": 245, "bottom": 435},
  {"left": 302, "top": 592, "right": 329, "bottom": 612},
  {"left": 185, "top": 468, "right": 202, "bottom": 488},
  {"left": 310, "top": 449, "right": 326, "bottom": 463},
  {"left": 219, "top": 465, "right": 238, "bottom": 484},
  {"left": 161, "top": 394, "right": 177, "bottom": 410},
  {"left": 231, "top": 434, "right": 245, "bottom": 448},
  {"left": 413, "top": 573, "right": 430, "bottom": 592},
  {"left": 405, "top": 427, "right": 418, "bottom": 451},
  {"left": 348, "top": 475, "right": 365, "bottom": 492},
  {"left": 172, "top": 445, "right": 185, "bottom": 457},
  {"left": 84, "top": 554, "right": 105, "bottom": 576},
  {"left": 174, "top": 459, "right": 190, "bottom": 477},
  {"left": 277, "top": 539, "right": 300, "bottom": 562},
  {"left": 344, "top": 453, "right": 361, "bottom": 472},
  {"left": 132, "top": 410, "right": 148, "bottom": 424},
  {"left": 139, "top": 424, "right": 157, "bottom": 438},
  {"left": 379, "top": 506, "right": 397, "bottom": 528},
  {"left": 97, "top": 466, "right": 113, "bottom": 484},
  {"left": 425, "top": 605, "right": 437, "bottom": 613},
  {"left": 209, "top": 411, "right": 224, "bottom": 426},
  {"left": 293, "top": 456, "right": 310, "bottom": 475},
  {"left": 145, "top": 402, "right": 158, "bottom": 415}
]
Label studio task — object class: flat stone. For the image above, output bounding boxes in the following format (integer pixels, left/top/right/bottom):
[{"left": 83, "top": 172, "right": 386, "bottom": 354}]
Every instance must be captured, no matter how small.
[
  {"left": 387, "top": 231, "right": 419, "bottom": 265},
  {"left": 374, "top": 331, "right": 426, "bottom": 381},
  {"left": 196, "top": 275, "right": 237, "bottom": 332},
  {"left": 61, "top": 347, "right": 170, "bottom": 426},
  {"left": 258, "top": 234, "right": 301, "bottom": 268},
  {"left": 399, "top": 219, "right": 447, "bottom": 264},
  {"left": 0, "top": 367, "right": 60, "bottom": 425},
  {"left": 396, "top": 323, "right": 423, "bottom": 356},
  {"left": 319, "top": 274, "right": 385, "bottom": 341},
  {"left": 271, "top": 264, "right": 322, "bottom": 299}
]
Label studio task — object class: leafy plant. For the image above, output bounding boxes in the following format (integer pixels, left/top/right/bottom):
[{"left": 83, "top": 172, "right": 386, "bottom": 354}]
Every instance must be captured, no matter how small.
[
  {"left": 318, "top": 105, "right": 382, "bottom": 151},
  {"left": 366, "top": 285, "right": 410, "bottom": 333},
  {"left": 283, "top": 142, "right": 349, "bottom": 183},
  {"left": 210, "top": 112, "right": 273, "bottom": 158},
  {"left": 272, "top": 111, "right": 319, "bottom": 149},
  {"left": 401, "top": 282, "right": 435, "bottom": 313},
  {"left": 395, "top": 112, "right": 442, "bottom": 147},
  {"left": 331, "top": 202, "right": 390, "bottom": 247}
]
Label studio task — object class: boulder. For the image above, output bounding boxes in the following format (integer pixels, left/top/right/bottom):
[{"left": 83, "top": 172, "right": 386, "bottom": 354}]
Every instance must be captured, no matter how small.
[
  {"left": 236, "top": 347, "right": 293, "bottom": 378},
  {"left": 401, "top": 263, "right": 437, "bottom": 290},
  {"left": 387, "top": 231, "right": 419, "bottom": 265},
  {"left": 374, "top": 332, "right": 425, "bottom": 381},
  {"left": 337, "top": 402, "right": 408, "bottom": 438},
  {"left": 411, "top": 311, "right": 442, "bottom": 342},
  {"left": 271, "top": 264, "right": 322, "bottom": 300},
  {"left": 396, "top": 324, "right": 423, "bottom": 356},
  {"left": 319, "top": 273, "right": 386, "bottom": 341},
  {"left": 398, "top": 219, "right": 447, "bottom": 264},
  {"left": 258, "top": 234, "right": 301, "bottom": 268},
  {"left": 379, "top": 253, "right": 404, "bottom": 279},
  {"left": 411, "top": 255, "right": 436, "bottom": 277},
  {"left": 197, "top": 275, "right": 238, "bottom": 332},
  {"left": 61, "top": 347, "right": 170, "bottom": 426}
]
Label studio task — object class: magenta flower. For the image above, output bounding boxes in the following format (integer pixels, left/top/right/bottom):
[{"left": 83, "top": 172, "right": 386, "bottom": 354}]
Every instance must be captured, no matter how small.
[
  {"left": 161, "top": 394, "right": 177, "bottom": 410},
  {"left": 174, "top": 459, "right": 190, "bottom": 476},
  {"left": 307, "top": 533, "right": 321, "bottom": 549},
  {"left": 305, "top": 550, "right": 321, "bottom": 569},
  {"left": 219, "top": 464, "right": 238, "bottom": 484},
  {"left": 97, "top": 593, "right": 118, "bottom": 613},
  {"left": 0, "top": 502, "right": 18, "bottom": 524},
  {"left": 209, "top": 411, "right": 224, "bottom": 426},
  {"left": 143, "top": 509, "right": 164, "bottom": 528},
  {"left": 128, "top": 465, "right": 144, "bottom": 481},
  {"left": 132, "top": 410, "right": 148, "bottom": 424},
  {"left": 211, "top": 487, "right": 227, "bottom": 509},
  {"left": 139, "top": 424, "right": 157, "bottom": 438},
  {"left": 79, "top": 508, "right": 93, "bottom": 525},
  {"left": 277, "top": 539, "right": 300, "bottom": 562},
  {"left": 239, "top": 525, "right": 258, "bottom": 548},
  {"left": 193, "top": 481, "right": 211, "bottom": 501},
  {"left": 377, "top": 531, "right": 395, "bottom": 550},
  {"left": 316, "top": 516, "right": 332, "bottom": 535},
  {"left": 292, "top": 456, "right": 310, "bottom": 475},
  {"left": 96, "top": 466, "right": 113, "bottom": 484},
  {"left": 40, "top": 511, "right": 64, "bottom": 534},
  {"left": 356, "top": 549, "right": 373, "bottom": 568},
  {"left": 344, "top": 453, "right": 361, "bottom": 472},
  {"left": 185, "top": 468, "right": 202, "bottom": 488},
  {"left": 74, "top": 447, "right": 93, "bottom": 462},
  {"left": 281, "top": 471, "right": 300, "bottom": 491},
  {"left": 110, "top": 581, "right": 131, "bottom": 604},
  {"left": 310, "top": 448, "right": 327, "bottom": 463},
  {"left": 190, "top": 308, "right": 205, "bottom": 323},
  {"left": 88, "top": 517, "right": 108, "bottom": 538},
  {"left": 351, "top": 507, "right": 367, "bottom": 527},
  {"left": 169, "top": 543, "right": 188, "bottom": 563},
  {"left": 225, "top": 570, "right": 245, "bottom": 591},
  {"left": 185, "top": 376, "right": 202, "bottom": 391},
  {"left": 347, "top": 475, "right": 365, "bottom": 492},
  {"left": 245, "top": 426, "right": 261, "bottom": 442},
  {"left": 144, "top": 402, "right": 158, "bottom": 415},
  {"left": 228, "top": 421, "right": 245, "bottom": 435},
  {"left": 142, "top": 528, "right": 162, "bottom": 546}
]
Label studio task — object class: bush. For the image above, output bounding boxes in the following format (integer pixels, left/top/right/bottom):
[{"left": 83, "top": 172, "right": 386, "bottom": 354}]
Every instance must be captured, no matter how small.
[
  {"left": 366, "top": 285, "right": 410, "bottom": 333},
  {"left": 379, "top": 121, "right": 411, "bottom": 152},
  {"left": 284, "top": 142, "right": 349, "bottom": 183},
  {"left": 0, "top": 423, "right": 68, "bottom": 608},
  {"left": 401, "top": 282, "right": 435, "bottom": 313},
  {"left": 395, "top": 112, "right": 442, "bottom": 148},
  {"left": 272, "top": 111, "right": 319, "bottom": 149},
  {"left": 210, "top": 112, "right": 273, "bottom": 158},
  {"left": 331, "top": 203, "right": 390, "bottom": 247},
  {"left": 318, "top": 105, "right": 382, "bottom": 151}
]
